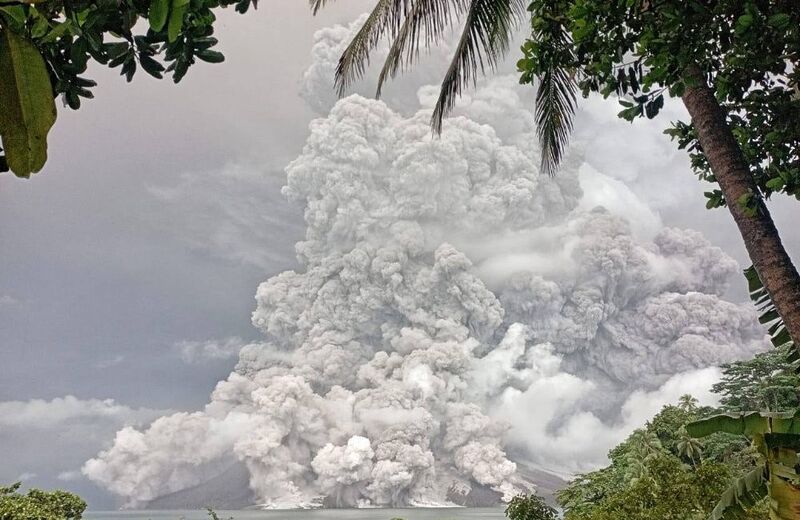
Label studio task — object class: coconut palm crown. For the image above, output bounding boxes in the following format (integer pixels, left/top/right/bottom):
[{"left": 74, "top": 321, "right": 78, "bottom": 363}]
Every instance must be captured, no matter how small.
[{"left": 308, "top": 0, "right": 576, "bottom": 177}]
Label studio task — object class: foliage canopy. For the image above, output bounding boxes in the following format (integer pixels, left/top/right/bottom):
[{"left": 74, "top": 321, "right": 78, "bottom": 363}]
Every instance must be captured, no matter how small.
[
  {"left": 517, "top": 0, "right": 799, "bottom": 194},
  {"left": 0, "top": 483, "right": 86, "bottom": 520},
  {"left": 556, "top": 348, "right": 800, "bottom": 520},
  {"left": 505, "top": 493, "right": 558, "bottom": 520},
  {"left": 0, "top": 0, "right": 254, "bottom": 177}
]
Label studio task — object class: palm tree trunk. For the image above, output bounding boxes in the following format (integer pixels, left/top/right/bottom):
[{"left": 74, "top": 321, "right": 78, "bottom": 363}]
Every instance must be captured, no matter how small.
[{"left": 680, "top": 65, "right": 800, "bottom": 346}]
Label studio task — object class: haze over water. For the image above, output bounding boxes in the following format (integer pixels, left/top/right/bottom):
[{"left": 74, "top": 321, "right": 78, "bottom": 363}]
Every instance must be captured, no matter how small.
[{"left": 85, "top": 509, "right": 506, "bottom": 520}]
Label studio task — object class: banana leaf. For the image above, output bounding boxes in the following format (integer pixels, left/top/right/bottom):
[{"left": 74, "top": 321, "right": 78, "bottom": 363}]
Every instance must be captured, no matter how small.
[{"left": 709, "top": 465, "right": 768, "bottom": 520}]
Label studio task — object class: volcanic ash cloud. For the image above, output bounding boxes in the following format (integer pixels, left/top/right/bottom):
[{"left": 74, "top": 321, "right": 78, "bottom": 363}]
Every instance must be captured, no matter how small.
[{"left": 84, "top": 28, "right": 768, "bottom": 508}]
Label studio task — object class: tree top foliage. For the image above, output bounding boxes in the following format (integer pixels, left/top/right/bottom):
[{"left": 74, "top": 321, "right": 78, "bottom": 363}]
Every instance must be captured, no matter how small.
[
  {"left": 0, "top": 0, "right": 254, "bottom": 177},
  {"left": 0, "top": 483, "right": 86, "bottom": 520},
  {"left": 517, "top": 0, "right": 799, "bottom": 201},
  {"left": 557, "top": 346, "right": 800, "bottom": 520},
  {"left": 557, "top": 399, "right": 759, "bottom": 520},
  {"left": 712, "top": 345, "right": 800, "bottom": 413},
  {"left": 322, "top": 0, "right": 798, "bottom": 187},
  {"left": 505, "top": 493, "right": 558, "bottom": 520}
]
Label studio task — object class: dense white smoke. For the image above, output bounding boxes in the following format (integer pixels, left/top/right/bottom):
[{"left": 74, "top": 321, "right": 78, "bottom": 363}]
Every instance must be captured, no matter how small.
[{"left": 83, "top": 18, "right": 769, "bottom": 509}]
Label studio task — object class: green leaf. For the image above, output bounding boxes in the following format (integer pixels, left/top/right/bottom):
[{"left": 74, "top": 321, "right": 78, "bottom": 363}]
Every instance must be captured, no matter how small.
[
  {"left": 708, "top": 465, "right": 768, "bottom": 520},
  {"left": 196, "top": 49, "right": 224, "bottom": 63},
  {"left": 0, "top": 28, "right": 57, "bottom": 178},
  {"left": 139, "top": 53, "right": 164, "bottom": 78},
  {"left": 31, "top": 13, "right": 50, "bottom": 38},
  {"left": 686, "top": 412, "right": 770, "bottom": 438},
  {"left": 768, "top": 13, "right": 791, "bottom": 29},
  {"left": 737, "top": 191, "right": 759, "bottom": 217},
  {"left": 167, "top": 0, "right": 189, "bottom": 42},
  {"left": 0, "top": 6, "right": 26, "bottom": 28},
  {"left": 105, "top": 41, "right": 129, "bottom": 59},
  {"left": 39, "top": 20, "right": 72, "bottom": 44},
  {"left": 149, "top": 0, "right": 170, "bottom": 32},
  {"left": 735, "top": 14, "right": 754, "bottom": 34},
  {"left": 120, "top": 54, "right": 136, "bottom": 81},
  {"left": 766, "top": 177, "right": 785, "bottom": 191}
]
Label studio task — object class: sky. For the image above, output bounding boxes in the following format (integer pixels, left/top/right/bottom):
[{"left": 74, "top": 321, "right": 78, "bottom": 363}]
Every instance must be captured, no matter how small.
[{"left": 1, "top": 2, "right": 799, "bottom": 509}]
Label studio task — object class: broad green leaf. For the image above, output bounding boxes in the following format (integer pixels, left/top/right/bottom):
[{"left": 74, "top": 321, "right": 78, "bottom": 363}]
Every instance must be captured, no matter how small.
[
  {"left": 0, "top": 5, "right": 26, "bottom": 28},
  {"left": 167, "top": 0, "right": 189, "bottom": 42},
  {"left": 766, "top": 177, "right": 786, "bottom": 191},
  {"left": 687, "top": 412, "right": 771, "bottom": 438},
  {"left": 0, "top": 28, "right": 57, "bottom": 178},
  {"left": 735, "top": 14, "right": 754, "bottom": 34},
  {"left": 768, "top": 13, "right": 791, "bottom": 29},
  {"left": 149, "top": 0, "right": 169, "bottom": 32},
  {"left": 770, "top": 412, "right": 800, "bottom": 435},
  {"left": 689, "top": 411, "right": 800, "bottom": 441},
  {"left": 196, "top": 49, "right": 224, "bottom": 63},
  {"left": 769, "top": 465, "right": 800, "bottom": 520},
  {"left": 39, "top": 20, "right": 72, "bottom": 44},
  {"left": 709, "top": 465, "right": 768, "bottom": 520},
  {"left": 31, "top": 13, "right": 50, "bottom": 38}
]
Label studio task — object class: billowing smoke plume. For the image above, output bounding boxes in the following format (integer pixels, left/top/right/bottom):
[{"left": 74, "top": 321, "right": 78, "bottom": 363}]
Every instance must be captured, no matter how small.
[{"left": 84, "top": 17, "right": 768, "bottom": 509}]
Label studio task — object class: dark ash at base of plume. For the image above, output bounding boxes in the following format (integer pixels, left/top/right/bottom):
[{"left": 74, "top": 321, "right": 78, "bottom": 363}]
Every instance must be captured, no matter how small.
[
  {"left": 144, "top": 462, "right": 567, "bottom": 510},
  {"left": 145, "top": 463, "right": 255, "bottom": 510}
]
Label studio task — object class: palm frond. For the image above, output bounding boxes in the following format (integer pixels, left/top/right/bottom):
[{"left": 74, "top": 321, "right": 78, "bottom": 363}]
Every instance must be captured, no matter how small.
[
  {"left": 375, "top": 0, "right": 461, "bottom": 98},
  {"left": 431, "top": 0, "right": 525, "bottom": 133},
  {"left": 309, "top": 0, "right": 328, "bottom": 16},
  {"left": 535, "top": 63, "right": 576, "bottom": 176},
  {"left": 525, "top": 3, "right": 578, "bottom": 176},
  {"left": 333, "top": 0, "right": 410, "bottom": 95},
  {"left": 744, "top": 265, "right": 798, "bottom": 367}
]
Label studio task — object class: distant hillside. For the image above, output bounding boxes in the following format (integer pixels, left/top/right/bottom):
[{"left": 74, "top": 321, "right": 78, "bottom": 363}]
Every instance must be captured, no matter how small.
[
  {"left": 145, "top": 463, "right": 255, "bottom": 510},
  {"left": 514, "top": 463, "right": 569, "bottom": 506},
  {"left": 144, "top": 461, "right": 567, "bottom": 509}
]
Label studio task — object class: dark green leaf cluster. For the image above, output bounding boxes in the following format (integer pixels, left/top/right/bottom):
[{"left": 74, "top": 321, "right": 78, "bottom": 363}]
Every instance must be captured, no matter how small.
[
  {"left": 559, "top": 346, "right": 800, "bottom": 519},
  {"left": 504, "top": 493, "right": 558, "bottom": 520},
  {"left": 204, "top": 507, "right": 233, "bottom": 520},
  {"left": 0, "top": 483, "right": 86, "bottom": 520},
  {"left": 518, "top": 0, "right": 799, "bottom": 203},
  {"left": 555, "top": 392, "right": 785, "bottom": 520},
  {"left": 10, "top": 0, "right": 251, "bottom": 92},
  {"left": 570, "top": 455, "right": 733, "bottom": 520},
  {"left": 712, "top": 346, "right": 800, "bottom": 413},
  {"left": 0, "top": 0, "right": 253, "bottom": 172}
]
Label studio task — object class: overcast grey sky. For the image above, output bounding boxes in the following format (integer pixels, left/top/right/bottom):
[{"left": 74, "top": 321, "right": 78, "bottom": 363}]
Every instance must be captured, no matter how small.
[
  {"left": 1, "top": 1, "right": 799, "bottom": 509},
  {"left": 0, "top": 1, "right": 378, "bottom": 406},
  {"left": 0, "top": 2, "right": 369, "bottom": 505}
]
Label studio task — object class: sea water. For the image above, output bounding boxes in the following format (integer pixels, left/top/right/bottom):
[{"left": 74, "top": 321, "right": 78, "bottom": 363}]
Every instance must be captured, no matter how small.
[{"left": 85, "top": 509, "right": 506, "bottom": 520}]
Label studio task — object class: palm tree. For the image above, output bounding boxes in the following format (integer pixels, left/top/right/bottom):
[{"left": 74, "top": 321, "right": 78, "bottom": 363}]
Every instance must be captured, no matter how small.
[
  {"left": 311, "top": 0, "right": 800, "bottom": 351},
  {"left": 310, "top": 0, "right": 575, "bottom": 175},
  {"left": 679, "top": 394, "right": 699, "bottom": 413},
  {"left": 622, "top": 429, "right": 663, "bottom": 485},
  {"left": 310, "top": 0, "right": 530, "bottom": 135},
  {"left": 675, "top": 427, "right": 703, "bottom": 467},
  {"left": 623, "top": 456, "right": 649, "bottom": 485},
  {"left": 627, "top": 429, "right": 663, "bottom": 460}
]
